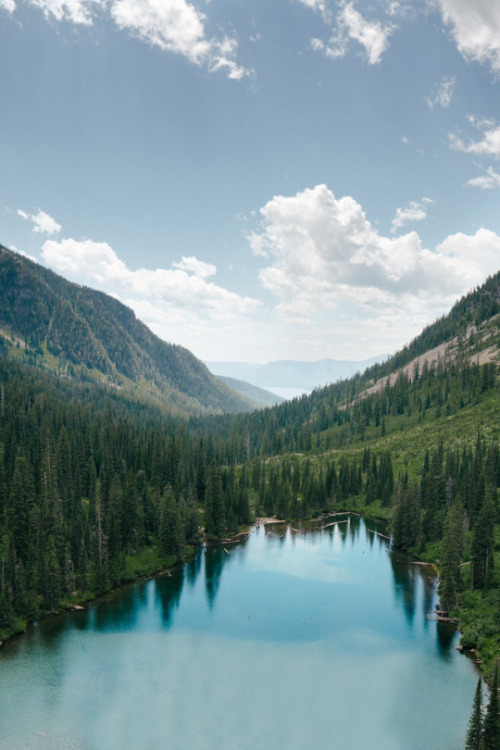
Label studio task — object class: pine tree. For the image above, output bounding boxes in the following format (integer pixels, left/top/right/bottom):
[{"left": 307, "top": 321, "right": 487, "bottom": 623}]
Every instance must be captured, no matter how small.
[
  {"left": 159, "top": 486, "right": 182, "bottom": 558},
  {"left": 8, "top": 456, "right": 34, "bottom": 564},
  {"left": 483, "top": 667, "right": 500, "bottom": 750},
  {"left": 465, "top": 678, "right": 483, "bottom": 750},
  {"left": 471, "top": 493, "right": 496, "bottom": 589},
  {"left": 438, "top": 499, "right": 465, "bottom": 610},
  {"left": 204, "top": 460, "right": 226, "bottom": 537}
]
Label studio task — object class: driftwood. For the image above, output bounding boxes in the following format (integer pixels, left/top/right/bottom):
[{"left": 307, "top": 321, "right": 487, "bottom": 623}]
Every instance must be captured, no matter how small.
[
  {"left": 319, "top": 520, "right": 350, "bottom": 529},
  {"left": 367, "top": 529, "right": 391, "bottom": 540},
  {"left": 427, "top": 610, "right": 459, "bottom": 624},
  {"left": 410, "top": 561, "right": 435, "bottom": 566}
]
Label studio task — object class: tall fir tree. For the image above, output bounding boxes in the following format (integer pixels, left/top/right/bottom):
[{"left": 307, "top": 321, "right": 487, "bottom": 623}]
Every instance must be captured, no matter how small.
[
  {"left": 465, "top": 678, "right": 483, "bottom": 750},
  {"left": 483, "top": 667, "right": 499, "bottom": 750}
]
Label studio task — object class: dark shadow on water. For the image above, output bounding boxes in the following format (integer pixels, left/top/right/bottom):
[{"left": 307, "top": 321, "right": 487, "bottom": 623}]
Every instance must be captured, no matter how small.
[
  {"left": 92, "top": 583, "right": 147, "bottom": 632},
  {"left": 155, "top": 567, "right": 185, "bottom": 628},
  {"left": 436, "top": 620, "right": 458, "bottom": 661},
  {"left": 348, "top": 515, "right": 361, "bottom": 543},
  {"left": 338, "top": 519, "right": 349, "bottom": 546},
  {"left": 421, "top": 573, "right": 436, "bottom": 632},
  {"left": 204, "top": 545, "right": 228, "bottom": 609},
  {"left": 389, "top": 547, "right": 417, "bottom": 627},
  {"left": 186, "top": 549, "right": 203, "bottom": 587}
]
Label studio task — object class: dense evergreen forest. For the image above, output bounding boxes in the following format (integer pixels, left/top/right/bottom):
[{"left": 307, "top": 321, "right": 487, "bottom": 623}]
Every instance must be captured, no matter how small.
[{"left": 0, "top": 263, "right": 499, "bottom": 745}]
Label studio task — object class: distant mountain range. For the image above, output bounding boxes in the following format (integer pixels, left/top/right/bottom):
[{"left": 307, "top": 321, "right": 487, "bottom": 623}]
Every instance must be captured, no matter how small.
[
  {"left": 206, "top": 356, "right": 387, "bottom": 397},
  {"left": 0, "top": 245, "right": 256, "bottom": 415}
]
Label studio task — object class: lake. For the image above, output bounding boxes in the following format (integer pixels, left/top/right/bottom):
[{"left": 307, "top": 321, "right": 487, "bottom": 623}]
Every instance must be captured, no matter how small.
[{"left": 0, "top": 517, "right": 478, "bottom": 750}]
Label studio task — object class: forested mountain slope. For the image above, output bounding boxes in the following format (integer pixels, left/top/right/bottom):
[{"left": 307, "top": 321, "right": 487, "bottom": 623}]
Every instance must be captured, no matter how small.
[
  {"left": 0, "top": 245, "right": 255, "bottom": 415},
  {"left": 199, "top": 270, "right": 500, "bottom": 457},
  {"left": 362, "top": 270, "right": 500, "bottom": 387},
  {"left": 1, "top": 258, "right": 499, "bottom": 693}
]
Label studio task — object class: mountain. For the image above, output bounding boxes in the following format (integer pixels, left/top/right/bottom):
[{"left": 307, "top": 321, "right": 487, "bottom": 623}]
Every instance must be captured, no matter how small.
[
  {"left": 0, "top": 245, "right": 256, "bottom": 415},
  {"left": 208, "top": 269, "right": 500, "bottom": 462},
  {"left": 358, "top": 270, "right": 500, "bottom": 395},
  {"left": 205, "top": 355, "right": 386, "bottom": 395},
  {"left": 0, "top": 258, "right": 499, "bottom": 676},
  {"left": 216, "top": 376, "right": 284, "bottom": 408}
]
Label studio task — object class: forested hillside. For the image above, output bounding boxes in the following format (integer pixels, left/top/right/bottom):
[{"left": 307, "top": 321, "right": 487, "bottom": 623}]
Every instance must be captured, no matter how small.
[
  {"left": 0, "top": 262, "right": 499, "bottom": 696},
  {"left": 0, "top": 245, "right": 255, "bottom": 415}
]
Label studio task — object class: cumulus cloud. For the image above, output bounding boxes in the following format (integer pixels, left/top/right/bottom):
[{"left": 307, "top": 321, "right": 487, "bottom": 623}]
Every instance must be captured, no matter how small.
[
  {"left": 433, "top": 0, "right": 500, "bottom": 73},
  {"left": 18, "top": 208, "right": 62, "bottom": 235},
  {"left": 41, "top": 238, "right": 261, "bottom": 322},
  {"left": 425, "top": 76, "right": 455, "bottom": 109},
  {"left": 248, "top": 184, "right": 500, "bottom": 328},
  {"left": 468, "top": 166, "right": 500, "bottom": 189},
  {"left": 0, "top": 0, "right": 16, "bottom": 13},
  {"left": 110, "top": 0, "right": 251, "bottom": 79},
  {"left": 391, "top": 197, "right": 433, "bottom": 233},
  {"left": 449, "top": 122, "right": 500, "bottom": 157}
]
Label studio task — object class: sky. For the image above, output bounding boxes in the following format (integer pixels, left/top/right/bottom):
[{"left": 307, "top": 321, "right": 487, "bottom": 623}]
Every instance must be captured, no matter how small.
[{"left": 1, "top": 0, "right": 500, "bottom": 364}]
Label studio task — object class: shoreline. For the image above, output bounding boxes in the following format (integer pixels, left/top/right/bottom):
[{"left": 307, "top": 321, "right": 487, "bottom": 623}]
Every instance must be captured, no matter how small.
[{"left": 0, "top": 510, "right": 467, "bottom": 664}]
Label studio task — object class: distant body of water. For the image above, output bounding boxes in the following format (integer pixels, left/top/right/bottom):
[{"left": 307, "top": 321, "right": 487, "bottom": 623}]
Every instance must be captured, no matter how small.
[{"left": 0, "top": 517, "right": 477, "bottom": 749}]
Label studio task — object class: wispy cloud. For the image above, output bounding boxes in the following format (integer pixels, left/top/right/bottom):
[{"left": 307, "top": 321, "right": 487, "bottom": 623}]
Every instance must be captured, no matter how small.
[
  {"left": 18, "top": 208, "right": 62, "bottom": 235},
  {"left": 391, "top": 198, "right": 433, "bottom": 233},
  {"left": 22, "top": 0, "right": 251, "bottom": 78},
  {"left": 449, "top": 122, "right": 500, "bottom": 157},
  {"left": 306, "top": 1, "right": 396, "bottom": 65},
  {"left": 467, "top": 166, "right": 500, "bottom": 189},
  {"left": 28, "top": 0, "right": 100, "bottom": 25},
  {"left": 425, "top": 76, "right": 455, "bottom": 109},
  {"left": 111, "top": 0, "right": 251, "bottom": 79},
  {"left": 296, "top": 0, "right": 331, "bottom": 23}
]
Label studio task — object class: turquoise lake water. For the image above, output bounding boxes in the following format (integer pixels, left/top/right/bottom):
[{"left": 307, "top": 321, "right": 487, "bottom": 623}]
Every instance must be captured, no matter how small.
[{"left": 0, "top": 517, "right": 478, "bottom": 749}]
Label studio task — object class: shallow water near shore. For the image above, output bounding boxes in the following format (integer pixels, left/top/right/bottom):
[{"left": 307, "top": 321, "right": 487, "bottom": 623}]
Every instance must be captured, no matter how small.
[{"left": 0, "top": 517, "right": 478, "bottom": 749}]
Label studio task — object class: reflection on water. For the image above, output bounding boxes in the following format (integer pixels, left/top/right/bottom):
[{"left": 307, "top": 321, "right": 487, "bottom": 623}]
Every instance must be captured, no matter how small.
[
  {"left": 204, "top": 545, "right": 227, "bottom": 608},
  {"left": 0, "top": 516, "right": 478, "bottom": 750},
  {"left": 155, "top": 566, "right": 185, "bottom": 627}
]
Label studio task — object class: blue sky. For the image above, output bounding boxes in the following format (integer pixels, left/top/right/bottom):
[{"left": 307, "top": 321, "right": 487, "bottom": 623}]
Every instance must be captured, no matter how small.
[{"left": 1, "top": 0, "right": 500, "bottom": 363}]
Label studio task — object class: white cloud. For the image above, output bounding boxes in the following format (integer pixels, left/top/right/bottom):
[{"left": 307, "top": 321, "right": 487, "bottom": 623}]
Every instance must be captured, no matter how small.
[
  {"left": 41, "top": 238, "right": 261, "bottom": 324},
  {"left": 386, "top": 1, "right": 412, "bottom": 18},
  {"left": 110, "top": 0, "right": 251, "bottom": 79},
  {"left": 173, "top": 256, "right": 216, "bottom": 278},
  {"left": 449, "top": 122, "right": 500, "bottom": 157},
  {"left": 467, "top": 166, "right": 500, "bottom": 189},
  {"left": 18, "top": 208, "right": 62, "bottom": 235},
  {"left": 305, "top": 1, "right": 395, "bottom": 64},
  {"left": 24, "top": 0, "right": 250, "bottom": 78},
  {"left": 0, "top": 0, "right": 16, "bottom": 13},
  {"left": 391, "top": 198, "right": 433, "bottom": 233},
  {"left": 28, "top": 0, "right": 99, "bottom": 25},
  {"left": 248, "top": 184, "right": 500, "bottom": 329},
  {"left": 326, "top": 2, "right": 395, "bottom": 64},
  {"left": 433, "top": 0, "right": 500, "bottom": 73},
  {"left": 425, "top": 76, "right": 455, "bottom": 109}
]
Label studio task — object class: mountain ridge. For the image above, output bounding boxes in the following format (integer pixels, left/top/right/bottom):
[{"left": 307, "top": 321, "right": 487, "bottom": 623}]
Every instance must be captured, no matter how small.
[{"left": 0, "top": 245, "right": 256, "bottom": 415}]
